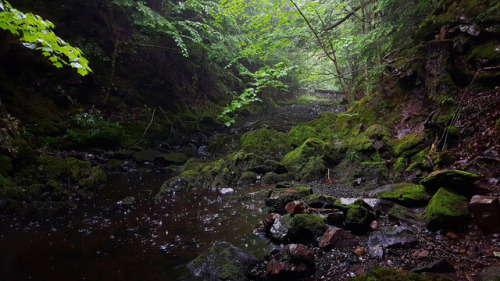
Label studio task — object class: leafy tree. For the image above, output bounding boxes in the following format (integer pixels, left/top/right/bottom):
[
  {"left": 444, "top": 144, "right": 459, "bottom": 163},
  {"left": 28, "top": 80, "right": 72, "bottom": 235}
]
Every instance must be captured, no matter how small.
[{"left": 0, "top": 0, "right": 91, "bottom": 76}]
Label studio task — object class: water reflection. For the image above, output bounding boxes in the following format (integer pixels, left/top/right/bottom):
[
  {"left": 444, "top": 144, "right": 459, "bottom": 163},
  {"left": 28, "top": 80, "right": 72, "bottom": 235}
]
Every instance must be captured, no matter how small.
[{"left": 0, "top": 170, "right": 271, "bottom": 281}]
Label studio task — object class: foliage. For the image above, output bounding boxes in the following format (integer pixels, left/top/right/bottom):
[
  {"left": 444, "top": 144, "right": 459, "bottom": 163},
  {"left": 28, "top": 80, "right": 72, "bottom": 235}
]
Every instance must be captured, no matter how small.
[
  {"left": 0, "top": 0, "right": 91, "bottom": 75},
  {"left": 219, "top": 62, "right": 296, "bottom": 126}
]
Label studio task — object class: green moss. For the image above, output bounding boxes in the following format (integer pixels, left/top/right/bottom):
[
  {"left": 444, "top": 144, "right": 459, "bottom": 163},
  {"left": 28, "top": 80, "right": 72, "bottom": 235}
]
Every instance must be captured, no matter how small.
[
  {"left": 468, "top": 42, "right": 500, "bottom": 61},
  {"left": 420, "top": 169, "right": 479, "bottom": 194},
  {"left": 351, "top": 267, "right": 452, "bottom": 281},
  {"left": 364, "top": 124, "right": 392, "bottom": 139},
  {"left": 218, "top": 261, "right": 242, "bottom": 280},
  {"left": 394, "top": 157, "right": 406, "bottom": 171},
  {"left": 425, "top": 187, "right": 469, "bottom": 231},
  {"left": 281, "top": 138, "right": 333, "bottom": 169},
  {"left": 393, "top": 132, "right": 426, "bottom": 156},
  {"left": 405, "top": 147, "right": 430, "bottom": 172},
  {"left": 377, "top": 183, "right": 429, "bottom": 206},
  {"left": 289, "top": 214, "right": 327, "bottom": 238},
  {"left": 240, "top": 128, "right": 289, "bottom": 156}
]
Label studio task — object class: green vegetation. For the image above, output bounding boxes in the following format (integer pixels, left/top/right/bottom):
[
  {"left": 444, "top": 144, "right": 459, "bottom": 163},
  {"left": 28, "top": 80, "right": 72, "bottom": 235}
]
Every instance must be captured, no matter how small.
[
  {"left": 377, "top": 183, "right": 429, "bottom": 206},
  {"left": 425, "top": 187, "right": 469, "bottom": 231}
]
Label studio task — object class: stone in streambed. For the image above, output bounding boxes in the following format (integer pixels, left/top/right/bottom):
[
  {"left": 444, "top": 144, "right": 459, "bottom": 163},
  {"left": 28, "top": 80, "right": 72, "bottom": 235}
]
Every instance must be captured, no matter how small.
[
  {"left": 265, "top": 187, "right": 312, "bottom": 214},
  {"left": 319, "top": 226, "right": 359, "bottom": 250},
  {"left": 345, "top": 201, "right": 376, "bottom": 233},
  {"left": 270, "top": 214, "right": 326, "bottom": 244},
  {"left": 132, "top": 149, "right": 163, "bottom": 163},
  {"left": 285, "top": 200, "right": 307, "bottom": 215},
  {"left": 187, "top": 241, "right": 258, "bottom": 281},
  {"left": 265, "top": 244, "right": 315, "bottom": 280},
  {"left": 237, "top": 171, "right": 258, "bottom": 186},
  {"left": 420, "top": 169, "right": 479, "bottom": 195},
  {"left": 375, "top": 183, "right": 430, "bottom": 207},
  {"left": 425, "top": 188, "right": 469, "bottom": 231},
  {"left": 469, "top": 195, "right": 500, "bottom": 233}
]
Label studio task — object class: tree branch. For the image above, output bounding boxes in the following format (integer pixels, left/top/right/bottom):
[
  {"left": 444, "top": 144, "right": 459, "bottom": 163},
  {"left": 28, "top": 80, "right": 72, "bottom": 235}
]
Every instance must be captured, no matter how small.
[{"left": 323, "top": 6, "right": 361, "bottom": 31}]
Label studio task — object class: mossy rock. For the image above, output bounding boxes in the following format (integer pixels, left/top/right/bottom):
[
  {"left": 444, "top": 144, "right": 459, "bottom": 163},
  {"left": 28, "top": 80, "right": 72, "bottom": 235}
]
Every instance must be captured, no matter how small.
[
  {"left": 393, "top": 132, "right": 426, "bottom": 156},
  {"left": 346, "top": 203, "right": 375, "bottom": 233},
  {"left": 388, "top": 204, "right": 426, "bottom": 227},
  {"left": 249, "top": 159, "right": 287, "bottom": 175},
  {"left": 376, "top": 183, "right": 430, "bottom": 207},
  {"left": 107, "top": 159, "right": 125, "bottom": 172},
  {"left": 237, "top": 172, "right": 257, "bottom": 186},
  {"left": 265, "top": 187, "right": 312, "bottom": 214},
  {"left": 420, "top": 169, "right": 479, "bottom": 195},
  {"left": 113, "top": 150, "right": 136, "bottom": 160},
  {"left": 364, "top": 124, "right": 392, "bottom": 140},
  {"left": 261, "top": 172, "right": 291, "bottom": 185},
  {"left": 240, "top": 128, "right": 289, "bottom": 156},
  {"left": 299, "top": 156, "right": 327, "bottom": 182},
  {"left": 208, "top": 134, "right": 241, "bottom": 155},
  {"left": 78, "top": 166, "right": 107, "bottom": 188},
  {"left": 287, "top": 214, "right": 327, "bottom": 244},
  {"left": 39, "top": 156, "right": 92, "bottom": 181},
  {"left": 162, "top": 153, "right": 189, "bottom": 165},
  {"left": 351, "top": 268, "right": 451, "bottom": 281},
  {"left": 425, "top": 188, "right": 469, "bottom": 231},
  {"left": 132, "top": 149, "right": 163, "bottom": 163},
  {"left": 306, "top": 194, "right": 337, "bottom": 208},
  {"left": 187, "top": 241, "right": 258, "bottom": 281}
]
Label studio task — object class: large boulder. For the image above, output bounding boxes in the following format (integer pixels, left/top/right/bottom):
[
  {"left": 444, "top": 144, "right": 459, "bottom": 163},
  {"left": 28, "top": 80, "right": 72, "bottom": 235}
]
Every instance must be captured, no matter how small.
[
  {"left": 375, "top": 183, "right": 430, "bottom": 207},
  {"left": 425, "top": 188, "right": 469, "bottom": 231},
  {"left": 345, "top": 201, "right": 376, "bottom": 233},
  {"left": 469, "top": 195, "right": 500, "bottom": 233},
  {"left": 420, "top": 170, "right": 479, "bottom": 195},
  {"left": 187, "top": 241, "right": 258, "bottom": 281}
]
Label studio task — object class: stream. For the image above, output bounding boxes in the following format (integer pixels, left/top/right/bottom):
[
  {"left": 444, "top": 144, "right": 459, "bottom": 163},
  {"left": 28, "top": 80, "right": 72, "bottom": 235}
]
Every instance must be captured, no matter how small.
[{"left": 0, "top": 170, "right": 272, "bottom": 281}]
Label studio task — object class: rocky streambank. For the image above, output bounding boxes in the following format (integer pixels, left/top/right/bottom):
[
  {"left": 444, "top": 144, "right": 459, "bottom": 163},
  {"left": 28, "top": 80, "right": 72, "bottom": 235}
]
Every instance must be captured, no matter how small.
[{"left": 188, "top": 170, "right": 500, "bottom": 281}]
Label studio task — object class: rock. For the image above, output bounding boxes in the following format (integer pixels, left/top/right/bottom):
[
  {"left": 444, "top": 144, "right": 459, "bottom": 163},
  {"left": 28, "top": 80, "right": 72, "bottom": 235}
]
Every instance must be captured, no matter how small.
[
  {"left": 161, "top": 152, "right": 189, "bottom": 165},
  {"left": 481, "top": 263, "right": 500, "bottom": 281},
  {"left": 117, "top": 196, "right": 135, "bottom": 205},
  {"left": 275, "top": 182, "right": 296, "bottom": 189},
  {"left": 256, "top": 213, "right": 281, "bottom": 234},
  {"left": 411, "top": 259, "right": 455, "bottom": 274},
  {"left": 469, "top": 195, "right": 500, "bottom": 233},
  {"left": 345, "top": 202, "right": 376, "bottom": 233},
  {"left": 354, "top": 246, "right": 366, "bottom": 256},
  {"left": 388, "top": 204, "right": 426, "bottom": 227},
  {"left": 250, "top": 160, "right": 288, "bottom": 174},
  {"left": 305, "top": 194, "right": 337, "bottom": 208},
  {"left": 285, "top": 200, "right": 307, "bottom": 215},
  {"left": 319, "top": 226, "right": 359, "bottom": 250},
  {"left": 265, "top": 187, "right": 312, "bottom": 214},
  {"left": 261, "top": 172, "right": 291, "bottom": 185},
  {"left": 375, "top": 183, "right": 430, "bottom": 207},
  {"left": 187, "top": 241, "right": 258, "bottom": 281},
  {"left": 351, "top": 268, "right": 452, "bottom": 281},
  {"left": 367, "top": 225, "right": 418, "bottom": 250},
  {"left": 270, "top": 214, "right": 326, "bottom": 244},
  {"left": 265, "top": 244, "right": 315, "bottom": 279},
  {"left": 369, "top": 245, "right": 384, "bottom": 259},
  {"left": 132, "top": 149, "right": 164, "bottom": 163},
  {"left": 237, "top": 172, "right": 258, "bottom": 186},
  {"left": 325, "top": 210, "right": 345, "bottom": 227},
  {"left": 425, "top": 188, "right": 470, "bottom": 231},
  {"left": 420, "top": 169, "right": 479, "bottom": 195},
  {"left": 113, "top": 150, "right": 135, "bottom": 160},
  {"left": 219, "top": 188, "right": 234, "bottom": 194},
  {"left": 413, "top": 249, "right": 430, "bottom": 259}
]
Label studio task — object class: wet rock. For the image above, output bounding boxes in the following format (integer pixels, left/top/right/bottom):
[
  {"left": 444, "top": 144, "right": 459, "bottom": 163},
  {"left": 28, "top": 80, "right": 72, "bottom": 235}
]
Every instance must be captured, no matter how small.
[
  {"left": 367, "top": 225, "right": 418, "bottom": 251},
  {"left": 161, "top": 153, "right": 189, "bottom": 165},
  {"left": 325, "top": 210, "right": 345, "bottom": 227},
  {"left": 425, "top": 188, "right": 469, "bottom": 231},
  {"left": 420, "top": 169, "right": 479, "bottom": 195},
  {"left": 266, "top": 259, "right": 310, "bottom": 280},
  {"left": 265, "top": 187, "right": 312, "bottom": 214},
  {"left": 305, "top": 194, "right": 337, "bottom": 208},
  {"left": 375, "top": 183, "right": 430, "bottom": 207},
  {"left": 388, "top": 204, "right": 426, "bottom": 227},
  {"left": 345, "top": 202, "right": 376, "bottom": 233},
  {"left": 413, "top": 249, "right": 430, "bottom": 259},
  {"left": 250, "top": 160, "right": 288, "bottom": 174},
  {"left": 256, "top": 213, "right": 281, "bottom": 234},
  {"left": 285, "top": 200, "right": 307, "bottom": 215},
  {"left": 238, "top": 172, "right": 258, "bottom": 186},
  {"left": 469, "top": 195, "right": 500, "bottom": 233},
  {"left": 319, "top": 226, "right": 359, "bottom": 250},
  {"left": 270, "top": 214, "right": 326, "bottom": 244},
  {"left": 262, "top": 172, "right": 291, "bottom": 185},
  {"left": 481, "top": 263, "right": 500, "bottom": 281},
  {"left": 132, "top": 149, "right": 164, "bottom": 164},
  {"left": 187, "top": 241, "right": 258, "bottom": 281},
  {"left": 369, "top": 245, "right": 384, "bottom": 259},
  {"left": 285, "top": 243, "right": 315, "bottom": 264},
  {"left": 352, "top": 268, "right": 452, "bottom": 281},
  {"left": 353, "top": 246, "right": 366, "bottom": 256},
  {"left": 411, "top": 259, "right": 455, "bottom": 274},
  {"left": 113, "top": 150, "right": 135, "bottom": 160}
]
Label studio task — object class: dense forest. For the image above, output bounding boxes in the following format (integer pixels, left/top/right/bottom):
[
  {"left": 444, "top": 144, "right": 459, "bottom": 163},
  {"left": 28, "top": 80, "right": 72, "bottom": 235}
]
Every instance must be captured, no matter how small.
[{"left": 0, "top": 0, "right": 499, "bottom": 280}]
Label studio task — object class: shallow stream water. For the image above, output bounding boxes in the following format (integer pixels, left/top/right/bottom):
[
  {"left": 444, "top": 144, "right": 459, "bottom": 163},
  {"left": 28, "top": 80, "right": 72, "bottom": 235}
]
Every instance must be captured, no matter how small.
[{"left": 0, "top": 170, "right": 272, "bottom": 281}]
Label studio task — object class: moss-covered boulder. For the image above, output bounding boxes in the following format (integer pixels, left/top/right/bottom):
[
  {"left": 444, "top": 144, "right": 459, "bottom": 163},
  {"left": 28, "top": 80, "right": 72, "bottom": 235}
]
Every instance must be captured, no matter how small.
[
  {"left": 351, "top": 268, "right": 451, "bottom": 281},
  {"left": 420, "top": 170, "right": 479, "bottom": 195},
  {"left": 393, "top": 132, "right": 426, "bottom": 156},
  {"left": 208, "top": 134, "right": 241, "bottom": 155},
  {"left": 161, "top": 153, "right": 189, "bottom": 165},
  {"left": 270, "top": 214, "right": 327, "bottom": 244},
  {"left": 305, "top": 194, "right": 337, "bottom": 208},
  {"left": 187, "top": 241, "right": 258, "bottom": 281},
  {"left": 237, "top": 171, "right": 258, "bottom": 186},
  {"left": 376, "top": 183, "right": 430, "bottom": 207},
  {"left": 425, "top": 188, "right": 470, "bottom": 231},
  {"left": 39, "top": 156, "right": 107, "bottom": 187},
  {"left": 249, "top": 159, "right": 288, "bottom": 175},
  {"left": 345, "top": 201, "right": 376, "bottom": 233},
  {"left": 240, "top": 128, "right": 289, "bottom": 156},
  {"left": 265, "top": 187, "right": 313, "bottom": 214},
  {"left": 261, "top": 172, "right": 291, "bottom": 185}
]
